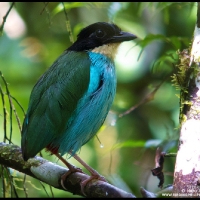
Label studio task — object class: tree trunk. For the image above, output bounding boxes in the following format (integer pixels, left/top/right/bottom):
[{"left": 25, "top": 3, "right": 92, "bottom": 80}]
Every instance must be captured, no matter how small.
[{"left": 173, "top": 3, "right": 200, "bottom": 197}]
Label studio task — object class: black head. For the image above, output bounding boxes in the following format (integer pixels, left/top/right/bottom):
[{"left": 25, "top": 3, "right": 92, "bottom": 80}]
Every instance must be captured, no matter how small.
[{"left": 68, "top": 22, "right": 137, "bottom": 51}]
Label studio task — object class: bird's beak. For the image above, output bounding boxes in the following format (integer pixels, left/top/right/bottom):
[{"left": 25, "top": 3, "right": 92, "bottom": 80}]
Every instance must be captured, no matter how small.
[{"left": 107, "top": 31, "right": 137, "bottom": 43}]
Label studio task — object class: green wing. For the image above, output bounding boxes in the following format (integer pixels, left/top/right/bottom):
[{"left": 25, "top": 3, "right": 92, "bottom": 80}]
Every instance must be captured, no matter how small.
[{"left": 21, "top": 51, "right": 90, "bottom": 160}]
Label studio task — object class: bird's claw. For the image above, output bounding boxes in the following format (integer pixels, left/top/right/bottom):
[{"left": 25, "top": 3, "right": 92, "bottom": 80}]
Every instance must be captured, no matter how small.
[
  {"left": 80, "top": 174, "right": 107, "bottom": 196},
  {"left": 60, "top": 166, "right": 84, "bottom": 190},
  {"left": 97, "top": 175, "right": 107, "bottom": 182}
]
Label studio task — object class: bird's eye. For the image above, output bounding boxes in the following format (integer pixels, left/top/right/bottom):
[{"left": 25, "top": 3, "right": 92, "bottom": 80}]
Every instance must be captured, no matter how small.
[{"left": 95, "top": 29, "right": 105, "bottom": 38}]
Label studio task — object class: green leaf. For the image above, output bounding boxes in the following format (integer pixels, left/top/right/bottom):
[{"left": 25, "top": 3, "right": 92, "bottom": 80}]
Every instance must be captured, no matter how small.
[
  {"left": 51, "top": 2, "right": 105, "bottom": 17},
  {"left": 151, "top": 51, "right": 178, "bottom": 74},
  {"left": 138, "top": 34, "right": 169, "bottom": 48},
  {"left": 138, "top": 34, "right": 190, "bottom": 53},
  {"left": 51, "top": 2, "right": 87, "bottom": 17},
  {"left": 112, "top": 140, "right": 146, "bottom": 150}
]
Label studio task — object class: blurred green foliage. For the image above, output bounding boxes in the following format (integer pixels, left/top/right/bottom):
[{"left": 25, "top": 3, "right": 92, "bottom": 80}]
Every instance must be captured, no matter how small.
[{"left": 0, "top": 2, "right": 196, "bottom": 197}]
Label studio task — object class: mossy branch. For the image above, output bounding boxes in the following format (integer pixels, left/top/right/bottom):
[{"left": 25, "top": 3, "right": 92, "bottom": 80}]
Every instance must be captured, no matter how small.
[{"left": 0, "top": 142, "right": 135, "bottom": 198}]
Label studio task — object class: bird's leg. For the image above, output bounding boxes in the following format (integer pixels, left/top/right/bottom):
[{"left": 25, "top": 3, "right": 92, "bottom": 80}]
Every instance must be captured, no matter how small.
[
  {"left": 56, "top": 152, "right": 107, "bottom": 195},
  {"left": 73, "top": 153, "right": 107, "bottom": 193},
  {"left": 55, "top": 153, "right": 83, "bottom": 173},
  {"left": 54, "top": 153, "right": 84, "bottom": 190}
]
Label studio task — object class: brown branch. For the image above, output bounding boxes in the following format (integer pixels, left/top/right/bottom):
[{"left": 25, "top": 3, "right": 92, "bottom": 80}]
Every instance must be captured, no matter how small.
[
  {"left": 111, "top": 79, "right": 166, "bottom": 126},
  {"left": 118, "top": 80, "right": 164, "bottom": 119},
  {"left": 0, "top": 142, "right": 136, "bottom": 198}
]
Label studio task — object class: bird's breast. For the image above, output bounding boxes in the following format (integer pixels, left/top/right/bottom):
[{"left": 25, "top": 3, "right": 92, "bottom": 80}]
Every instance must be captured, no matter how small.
[
  {"left": 74, "top": 51, "right": 116, "bottom": 114},
  {"left": 56, "top": 51, "right": 117, "bottom": 155},
  {"left": 87, "top": 51, "right": 116, "bottom": 97}
]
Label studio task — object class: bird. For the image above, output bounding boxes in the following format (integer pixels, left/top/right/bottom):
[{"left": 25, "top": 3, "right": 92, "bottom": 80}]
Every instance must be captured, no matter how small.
[{"left": 21, "top": 22, "right": 137, "bottom": 192}]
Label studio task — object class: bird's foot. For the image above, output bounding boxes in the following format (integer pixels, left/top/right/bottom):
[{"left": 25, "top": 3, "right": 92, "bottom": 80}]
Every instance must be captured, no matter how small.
[
  {"left": 80, "top": 171, "right": 107, "bottom": 196},
  {"left": 69, "top": 154, "right": 107, "bottom": 196},
  {"left": 60, "top": 165, "right": 84, "bottom": 190}
]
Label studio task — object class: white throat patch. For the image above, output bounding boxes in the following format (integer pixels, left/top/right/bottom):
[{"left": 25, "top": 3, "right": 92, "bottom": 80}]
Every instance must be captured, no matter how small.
[{"left": 91, "top": 43, "right": 121, "bottom": 60}]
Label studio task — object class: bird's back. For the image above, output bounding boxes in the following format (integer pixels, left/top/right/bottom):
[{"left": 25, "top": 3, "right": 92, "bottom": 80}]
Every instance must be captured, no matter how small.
[{"left": 21, "top": 51, "right": 91, "bottom": 160}]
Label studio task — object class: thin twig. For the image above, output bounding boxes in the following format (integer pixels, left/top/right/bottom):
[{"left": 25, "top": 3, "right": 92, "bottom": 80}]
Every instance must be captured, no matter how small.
[
  {"left": 0, "top": 72, "right": 23, "bottom": 136},
  {"left": 2, "top": 166, "right": 6, "bottom": 198},
  {"left": 23, "top": 175, "right": 28, "bottom": 198},
  {"left": 49, "top": 185, "right": 54, "bottom": 198},
  {"left": 110, "top": 78, "right": 167, "bottom": 126},
  {"left": 0, "top": 72, "right": 13, "bottom": 143},
  {"left": 0, "top": 2, "right": 15, "bottom": 36},
  {"left": 40, "top": 2, "right": 49, "bottom": 15},
  {"left": 39, "top": 181, "right": 50, "bottom": 197},
  {"left": 41, "top": 2, "right": 51, "bottom": 27},
  {"left": 10, "top": 95, "right": 25, "bottom": 116},
  {"left": 11, "top": 176, "right": 19, "bottom": 198},
  {"left": 0, "top": 84, "right": 7, "bottom": 143},
  {"left": 5, "top": 167, "right": 18, "bottom": 198},
  {"left": 62, "top": 2, "right": 74, "bottom": 43},
  {"left": 119, "top": 80, "right": 164, "bottom": 119},
  {"left": 10, "top": 95, "right": 25, "bottom": 132}
]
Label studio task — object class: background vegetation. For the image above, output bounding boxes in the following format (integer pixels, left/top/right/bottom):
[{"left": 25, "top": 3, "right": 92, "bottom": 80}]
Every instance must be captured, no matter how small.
[{"left": 0, "top": 2, "right": 196, "bottom": 197}]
